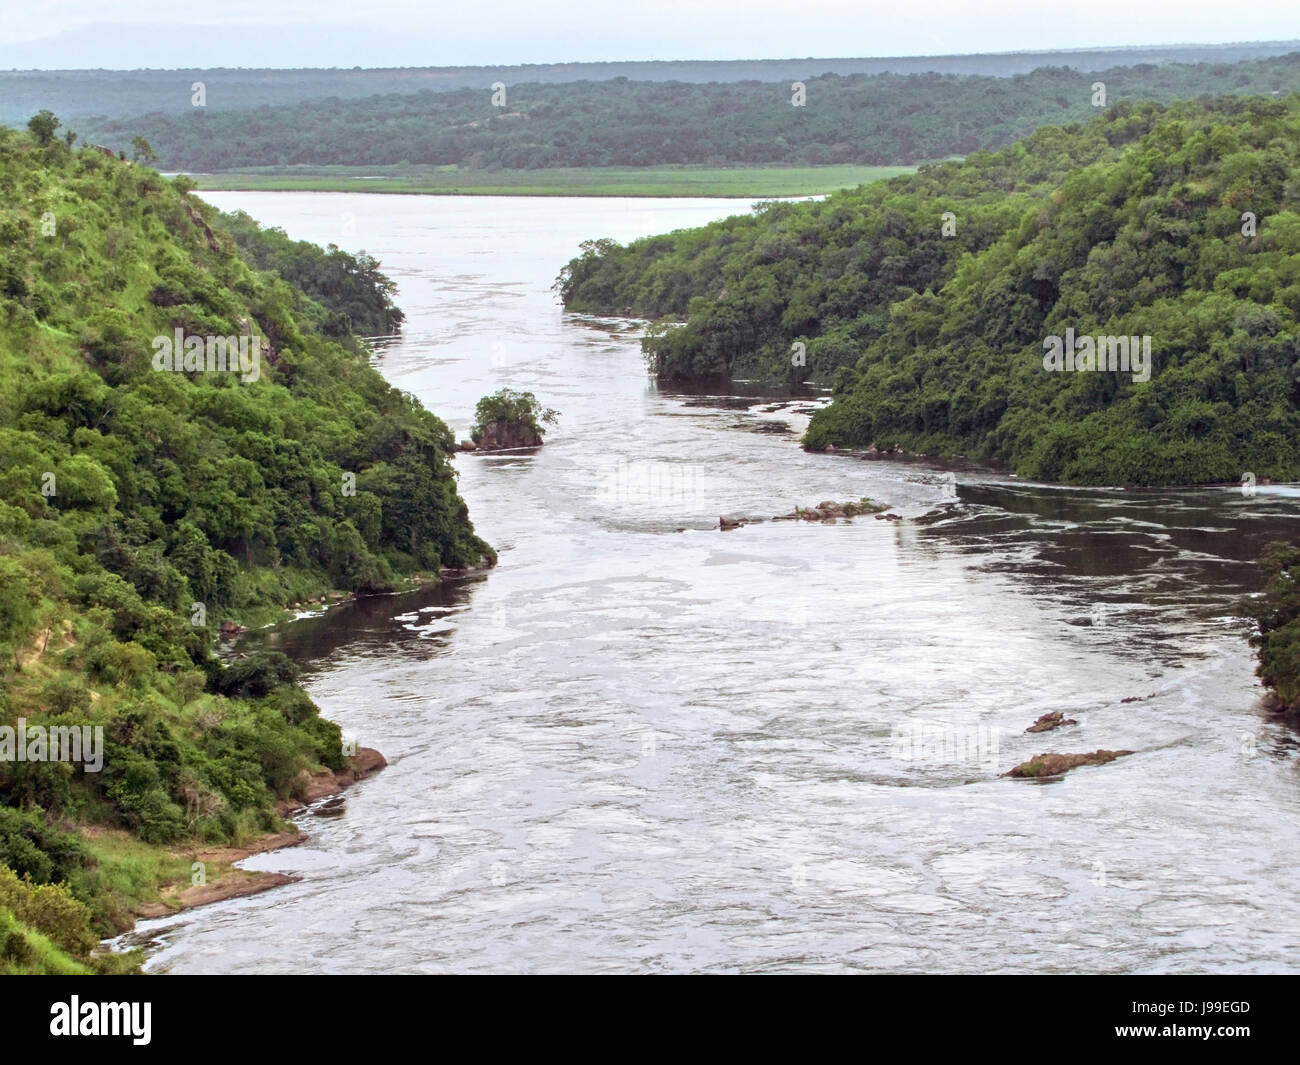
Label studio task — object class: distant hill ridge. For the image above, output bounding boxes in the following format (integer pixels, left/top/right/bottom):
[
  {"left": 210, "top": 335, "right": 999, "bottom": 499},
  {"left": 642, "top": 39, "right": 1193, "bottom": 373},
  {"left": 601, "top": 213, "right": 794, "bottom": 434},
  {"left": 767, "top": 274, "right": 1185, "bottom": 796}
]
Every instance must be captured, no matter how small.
[
  {"left": 60, "top": 52, "right": 1300, "bottom": 173},
  {"left": 2, "top": 39, "right": 1299, "bottom": 122}
]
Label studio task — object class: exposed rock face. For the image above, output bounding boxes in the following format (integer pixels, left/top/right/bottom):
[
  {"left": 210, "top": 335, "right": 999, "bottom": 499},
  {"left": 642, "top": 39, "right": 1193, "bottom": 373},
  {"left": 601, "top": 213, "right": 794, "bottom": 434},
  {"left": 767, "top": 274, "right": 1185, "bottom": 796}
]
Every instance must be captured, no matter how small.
[
  {"left": 132, "top": 832, "right": 307, "bottom": 919},
  {"left": 473, "top": 420, "right": 543, "bottom": 451},
  {"left": 278, "top": 746, "right": 388, "bottom": 813},
  {"left": 1025, "top": 711, "right": 1078, "bottom": 733},
  {"left": 134, "top": 871, "right": 300, "bottom": 917},
  {"left": 1003, "top": 749, "right": 1134, "bottom": 778},
  {"left": 184, "top": 202, "right": 221, "bottom": 252}
]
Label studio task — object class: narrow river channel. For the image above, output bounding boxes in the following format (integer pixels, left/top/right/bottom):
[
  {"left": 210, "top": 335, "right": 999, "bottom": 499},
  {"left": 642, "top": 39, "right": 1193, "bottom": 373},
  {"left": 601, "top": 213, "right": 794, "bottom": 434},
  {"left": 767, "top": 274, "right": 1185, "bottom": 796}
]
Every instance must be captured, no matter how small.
[{"left": 129, "top": 191, "right": 1300, "bottom": 973}]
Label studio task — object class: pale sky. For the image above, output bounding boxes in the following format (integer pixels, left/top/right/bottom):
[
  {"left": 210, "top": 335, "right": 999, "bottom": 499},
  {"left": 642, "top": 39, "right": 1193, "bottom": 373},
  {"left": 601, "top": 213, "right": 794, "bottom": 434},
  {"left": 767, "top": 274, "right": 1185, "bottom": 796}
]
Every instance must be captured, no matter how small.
[{"left": 0, "top": 0, "right": 1296, "bottom": 68}]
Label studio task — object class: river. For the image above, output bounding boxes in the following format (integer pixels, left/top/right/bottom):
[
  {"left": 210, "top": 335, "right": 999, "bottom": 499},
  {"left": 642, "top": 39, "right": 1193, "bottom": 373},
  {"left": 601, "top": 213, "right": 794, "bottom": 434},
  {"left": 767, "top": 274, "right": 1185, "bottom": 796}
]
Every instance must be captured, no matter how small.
[{"left": 132, "top": 191, "right": 1300, "bottom": 973}]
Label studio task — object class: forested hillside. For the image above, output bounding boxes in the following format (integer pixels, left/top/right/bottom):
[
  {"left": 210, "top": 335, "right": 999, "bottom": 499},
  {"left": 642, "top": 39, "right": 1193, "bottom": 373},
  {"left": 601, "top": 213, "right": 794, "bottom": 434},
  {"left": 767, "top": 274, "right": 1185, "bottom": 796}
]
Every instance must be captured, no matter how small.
[
  {"left": 559, "top": 96, "right": 1300, "bottom": 487},
  {"left": 0, "top": 119, "right": 489, "bottom": 971},
  {"left": 77, "top": 54, "right": 1300, "bottom": 172}
]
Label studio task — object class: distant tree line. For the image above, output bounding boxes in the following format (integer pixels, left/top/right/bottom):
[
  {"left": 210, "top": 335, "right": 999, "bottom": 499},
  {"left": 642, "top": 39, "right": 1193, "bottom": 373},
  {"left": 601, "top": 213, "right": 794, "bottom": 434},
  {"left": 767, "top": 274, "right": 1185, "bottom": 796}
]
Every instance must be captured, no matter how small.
[
  {"left": 4, "top": 42, "right": 1295, "bottom": 124},
  {"left": 75, "top": 54, "right": 1300, "bottom": 172}
]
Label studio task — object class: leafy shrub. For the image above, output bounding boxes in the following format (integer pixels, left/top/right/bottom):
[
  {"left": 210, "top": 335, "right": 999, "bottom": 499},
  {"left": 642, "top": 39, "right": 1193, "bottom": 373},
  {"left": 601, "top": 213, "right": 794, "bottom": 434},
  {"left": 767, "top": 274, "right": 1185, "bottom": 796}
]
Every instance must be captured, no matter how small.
[
  {"left": 212, "top": 651, "right": 299, "bottom": 699},
  {"left": 0, "top": 864, "right": 98, "bottom": 961},
  {"left": 0, "top": 809, "right": 88, "bottom": 886}
]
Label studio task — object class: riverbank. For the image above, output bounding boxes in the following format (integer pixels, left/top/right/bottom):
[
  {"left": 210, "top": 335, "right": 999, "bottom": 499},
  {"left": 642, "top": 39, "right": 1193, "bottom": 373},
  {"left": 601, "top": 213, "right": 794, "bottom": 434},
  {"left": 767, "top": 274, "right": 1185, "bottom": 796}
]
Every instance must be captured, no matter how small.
[
  {"left": 104, "top": 746, "right": 387, "bottom": 950},
  {"left": 192, "top": 163, "right": 916, "bottom": 198}
]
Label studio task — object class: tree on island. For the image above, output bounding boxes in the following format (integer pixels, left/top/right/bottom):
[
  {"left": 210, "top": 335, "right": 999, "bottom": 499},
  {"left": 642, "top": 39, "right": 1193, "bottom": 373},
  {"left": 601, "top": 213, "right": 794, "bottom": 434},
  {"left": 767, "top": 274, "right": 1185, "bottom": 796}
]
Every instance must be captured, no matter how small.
[{"left": 469, "top": 389, "right": 558, "bottom": 450}]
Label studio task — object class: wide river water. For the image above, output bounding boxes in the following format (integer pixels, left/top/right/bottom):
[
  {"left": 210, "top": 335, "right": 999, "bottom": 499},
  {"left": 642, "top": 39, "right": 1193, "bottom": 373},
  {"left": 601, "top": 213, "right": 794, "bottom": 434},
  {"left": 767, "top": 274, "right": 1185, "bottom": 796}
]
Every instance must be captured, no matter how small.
[{"left": 134, "top": 192, "right": 1300, "bottom": 973}]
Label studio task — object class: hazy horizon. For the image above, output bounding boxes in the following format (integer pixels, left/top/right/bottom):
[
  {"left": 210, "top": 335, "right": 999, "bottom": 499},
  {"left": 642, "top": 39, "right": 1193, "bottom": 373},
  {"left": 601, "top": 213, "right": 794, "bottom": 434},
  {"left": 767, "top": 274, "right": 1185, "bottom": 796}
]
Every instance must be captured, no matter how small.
[
  {"left": 1, "top": 0, "right": 1297, "bottom": 70},
  {"left": 4, "top": 36, "right": 1300, "bottom": 73}
]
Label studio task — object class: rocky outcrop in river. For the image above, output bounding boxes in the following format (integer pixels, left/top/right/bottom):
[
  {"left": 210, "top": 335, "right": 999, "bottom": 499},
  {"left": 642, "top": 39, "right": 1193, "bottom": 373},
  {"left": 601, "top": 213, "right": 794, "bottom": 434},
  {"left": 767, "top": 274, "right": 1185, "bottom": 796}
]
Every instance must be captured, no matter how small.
[
  {"left": 460, "top": 421, "right": 544, "bottom": 451},
  {"left": 720, "top": 498, "right": 889, "bottom": 529},
  {"left": 1003, "top": 749, "right": 1134, "bottom": 778}
]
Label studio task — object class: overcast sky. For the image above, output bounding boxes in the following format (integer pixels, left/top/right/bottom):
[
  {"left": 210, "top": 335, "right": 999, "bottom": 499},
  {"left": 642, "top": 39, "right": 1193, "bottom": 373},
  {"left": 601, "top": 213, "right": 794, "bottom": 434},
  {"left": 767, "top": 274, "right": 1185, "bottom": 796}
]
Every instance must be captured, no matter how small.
[{"left": 0, "top": 0, "right": 1296, "bottom": 68}]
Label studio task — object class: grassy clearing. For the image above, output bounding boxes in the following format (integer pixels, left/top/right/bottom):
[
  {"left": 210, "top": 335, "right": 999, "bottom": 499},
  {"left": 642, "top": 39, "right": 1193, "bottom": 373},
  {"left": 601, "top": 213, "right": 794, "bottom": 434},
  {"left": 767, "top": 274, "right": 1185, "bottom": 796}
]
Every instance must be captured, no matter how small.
[
  {"left": 191, "top": 164, "right": 918, "bottom": 198},
  {"left": 77, "top": 829, "right": 199, "bottom": 927}
]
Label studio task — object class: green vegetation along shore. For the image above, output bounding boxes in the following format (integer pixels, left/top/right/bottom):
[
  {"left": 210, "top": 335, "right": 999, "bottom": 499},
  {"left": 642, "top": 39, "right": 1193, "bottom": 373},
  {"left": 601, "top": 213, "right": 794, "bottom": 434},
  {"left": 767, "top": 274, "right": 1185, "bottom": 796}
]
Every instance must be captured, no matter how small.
[
  {"left": 192, "top": 164, "right": 916, "bottom": 198},
  {"left": 1248, "top": 544, "right": 1300, "bottom": 718},
  {"left": 0, "top": 115, "right": 490, "bottom": 972},
  {"left": 559, "top": 96, "right": 1300, "bottom": 489}
]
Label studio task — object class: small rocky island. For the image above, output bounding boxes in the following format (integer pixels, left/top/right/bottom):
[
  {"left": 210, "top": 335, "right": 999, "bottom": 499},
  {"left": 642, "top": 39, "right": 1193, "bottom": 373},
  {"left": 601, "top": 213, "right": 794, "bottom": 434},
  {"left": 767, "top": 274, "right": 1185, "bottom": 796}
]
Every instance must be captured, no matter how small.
[{"left": 459, "top": 388, "right": 559, "bottom": 452}]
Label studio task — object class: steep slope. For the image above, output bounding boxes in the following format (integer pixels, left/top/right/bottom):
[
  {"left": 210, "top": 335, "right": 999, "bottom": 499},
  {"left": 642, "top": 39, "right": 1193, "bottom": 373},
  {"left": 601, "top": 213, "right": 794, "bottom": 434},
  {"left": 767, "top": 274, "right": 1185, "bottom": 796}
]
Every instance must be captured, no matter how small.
[{"left": 0, "top": 123, "right": 490, "bottom": 970}]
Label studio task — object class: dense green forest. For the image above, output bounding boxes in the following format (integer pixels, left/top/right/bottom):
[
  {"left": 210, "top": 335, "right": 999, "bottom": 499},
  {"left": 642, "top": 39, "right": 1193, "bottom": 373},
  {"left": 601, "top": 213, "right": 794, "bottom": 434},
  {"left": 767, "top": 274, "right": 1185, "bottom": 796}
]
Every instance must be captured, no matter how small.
[
  {"left": 76, "top": 54, "right": 1300, "bottom": 172},
  {"left": 0, "top": 118, "right": 489, "bottom": 971},
  {"left": 5, "top": 42, "right": 1296, "bottom": 124},
  {"left": 559, "top": 95, "right": 1300, "bottom": 488}
]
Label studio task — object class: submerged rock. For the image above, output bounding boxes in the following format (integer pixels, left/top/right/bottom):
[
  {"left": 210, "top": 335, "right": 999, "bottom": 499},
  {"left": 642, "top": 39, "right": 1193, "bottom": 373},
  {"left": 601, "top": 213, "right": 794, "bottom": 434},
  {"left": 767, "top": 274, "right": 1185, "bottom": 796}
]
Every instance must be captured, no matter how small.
[
  {"left": 772, "top": 498, "right": 887, "bottom": 522},
  {"left": 720, "top": 498, "right": 886, "bottom": 529},
  {"left": 1003, "top": 749, "right": 1134, "bottom": 778},
  {"left": 1025, "top": 711, "right": 1078, "bottom": 733},
  {"left": 717, "top": 499, "right": 889, "bottom": 533}
]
